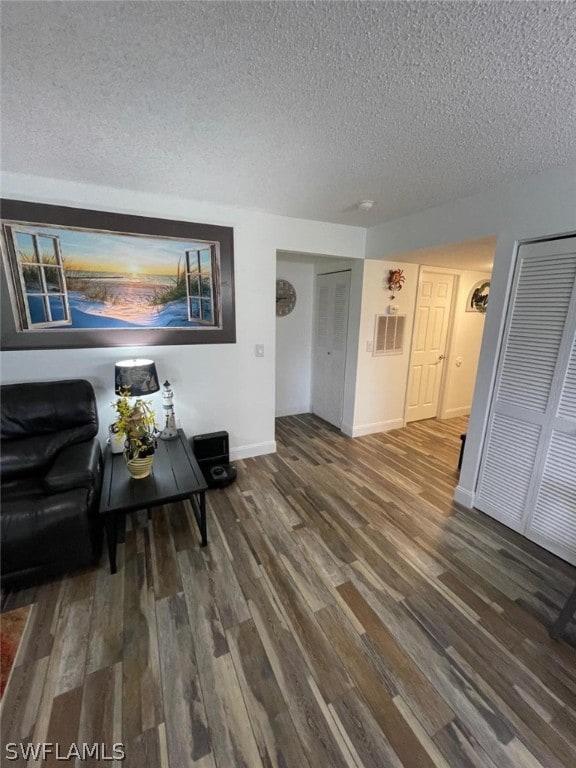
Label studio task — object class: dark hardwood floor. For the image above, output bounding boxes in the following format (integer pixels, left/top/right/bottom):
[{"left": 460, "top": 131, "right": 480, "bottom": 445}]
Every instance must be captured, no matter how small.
[{"left": 2, "top": 414, "right": 576, "bottom": 767}]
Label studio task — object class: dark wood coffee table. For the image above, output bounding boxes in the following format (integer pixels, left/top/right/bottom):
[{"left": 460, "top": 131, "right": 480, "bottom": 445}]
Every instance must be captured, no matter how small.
[{"left": 99, "top": 429, "right": 208, "bottom": 573}]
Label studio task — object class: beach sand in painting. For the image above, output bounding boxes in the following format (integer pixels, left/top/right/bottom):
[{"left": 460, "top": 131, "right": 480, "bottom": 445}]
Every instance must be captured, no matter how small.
[{"left": 66, "top": 274, "right": 198, "bottom": 328}]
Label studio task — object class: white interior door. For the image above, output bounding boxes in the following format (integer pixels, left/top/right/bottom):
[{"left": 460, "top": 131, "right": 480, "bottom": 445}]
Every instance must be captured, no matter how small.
[
  {"left": 406, "top": 271, "right": 455, "bottom": 422},
  {"left": 312, "top": 271, "right": 350, "bottom": 428},
  {"left": 475, "top": 237, "right": 576, "bottom": 565}
]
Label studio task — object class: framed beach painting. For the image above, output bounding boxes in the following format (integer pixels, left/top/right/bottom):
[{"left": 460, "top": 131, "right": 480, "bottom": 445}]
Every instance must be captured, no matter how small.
[{"left": 0, "top": 200, "right": 235, "bottom": 350}]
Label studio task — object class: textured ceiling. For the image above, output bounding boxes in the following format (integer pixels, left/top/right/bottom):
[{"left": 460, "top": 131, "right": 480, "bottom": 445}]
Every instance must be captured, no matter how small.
[
  {"left": 1, "top": 1, "right": 575, "bottom": 226},
  {"left": 386, "top": 236, "right": 497, "bottom": 272},
  {"left": 280, "top": 236, "right": 496, "bottom": 271}
]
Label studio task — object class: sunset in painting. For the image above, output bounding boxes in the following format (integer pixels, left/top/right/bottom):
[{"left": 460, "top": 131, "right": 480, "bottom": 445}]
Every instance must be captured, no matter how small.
[{"left": 10, "top": 225, "right": 218, "bottom": 329}]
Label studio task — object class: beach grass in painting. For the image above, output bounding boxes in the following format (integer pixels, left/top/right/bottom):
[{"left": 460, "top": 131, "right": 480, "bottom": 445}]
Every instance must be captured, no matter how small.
[{"left": 9, "top": 225, "right": 219, "bottom": 330}]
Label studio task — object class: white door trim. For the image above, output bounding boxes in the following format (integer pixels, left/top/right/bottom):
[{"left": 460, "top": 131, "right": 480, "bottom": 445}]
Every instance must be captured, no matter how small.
[{"left": 405, "top": 266, "right": 458, "bottom": 423}]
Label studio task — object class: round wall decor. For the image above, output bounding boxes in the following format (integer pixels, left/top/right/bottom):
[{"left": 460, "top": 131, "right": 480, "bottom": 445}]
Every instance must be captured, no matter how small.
[
  {"left": 276, "top": 279, "right": 297, "bottom": 317},
  {"left": 467, "top": 280, "right": 490, "bottom": 313}
]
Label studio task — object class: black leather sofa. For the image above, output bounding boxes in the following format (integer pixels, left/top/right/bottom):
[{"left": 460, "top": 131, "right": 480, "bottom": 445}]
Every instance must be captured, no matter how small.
[{"left": 1, "top": 379, "right": 103, "bottom": 588}]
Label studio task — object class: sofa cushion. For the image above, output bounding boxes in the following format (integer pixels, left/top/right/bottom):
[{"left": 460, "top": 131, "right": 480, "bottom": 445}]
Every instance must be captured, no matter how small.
[
  {"left": 1, "top": 475, "right": 45, "bottom": 500},
  {"left": 1, "top": 379, "right": 98, "bottom": 438},
  {"left": 43, "top": 438, "right": 102, "bottom": 493},
  {"left": 0, "top": 488, "right": 93, "bottom": 574},
  {"left": 1, "top": 425, "right": 98, "bottom": 480},
  {"left": 0, "top": 378, "right": 103, "bottom": 588},
  {"left": 0, "top": 379, "right": 99, "bottom": 480}
]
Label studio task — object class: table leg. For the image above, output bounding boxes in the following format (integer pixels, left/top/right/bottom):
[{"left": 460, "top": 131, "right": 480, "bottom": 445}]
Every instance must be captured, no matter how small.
[
  {"left": 189, "top": 491, "right": 207, "bottom": 546},
  {"left": 198, "top": 491, "right": 207, "bottom": 546},
  {"left": 105, "top": 512, "right": 118, "bottom": 574},
  {"left": 550, "top": 585, "right": 576, "bottom": 640}
]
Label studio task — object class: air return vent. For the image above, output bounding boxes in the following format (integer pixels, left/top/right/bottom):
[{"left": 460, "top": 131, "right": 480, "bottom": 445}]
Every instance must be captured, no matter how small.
[{"left": 374, "top": 314, "right": 406, "bottom": 355}]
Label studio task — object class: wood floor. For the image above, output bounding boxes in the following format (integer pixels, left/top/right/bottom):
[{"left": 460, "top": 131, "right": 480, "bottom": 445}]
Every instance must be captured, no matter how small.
[{"left": 2, "top": 414, "right": 576, "bottom": 767}]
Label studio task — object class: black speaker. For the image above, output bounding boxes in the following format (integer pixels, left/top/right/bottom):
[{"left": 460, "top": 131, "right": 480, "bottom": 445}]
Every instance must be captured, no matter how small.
[{"left": 191, "top": 431, "right": 236, "bottom": 488}]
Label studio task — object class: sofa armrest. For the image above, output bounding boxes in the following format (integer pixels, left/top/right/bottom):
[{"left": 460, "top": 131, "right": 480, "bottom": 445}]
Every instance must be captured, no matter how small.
[{"left": 44, "top": 438, "right": 102, "bottom": 493}]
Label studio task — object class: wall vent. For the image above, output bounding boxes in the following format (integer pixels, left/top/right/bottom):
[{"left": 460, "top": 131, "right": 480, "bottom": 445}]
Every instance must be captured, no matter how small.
[{"left": 374, "top": 314, "right": 406, "bottom": 355}]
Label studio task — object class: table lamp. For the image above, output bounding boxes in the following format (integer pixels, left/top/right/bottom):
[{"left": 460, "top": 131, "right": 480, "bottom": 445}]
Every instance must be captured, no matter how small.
[{"left": 114, "top": 359, "right": 160, "bottom": 397}]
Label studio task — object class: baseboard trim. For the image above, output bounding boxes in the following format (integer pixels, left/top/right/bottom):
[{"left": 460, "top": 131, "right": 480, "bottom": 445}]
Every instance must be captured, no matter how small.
[
  {"left": 349, "top": 418, "right": 405, "bottom": 438},
  {"left": 275, "top": 407, "right": 311, "bottom": 418},
  {"left": 230, "top": 441, "right": 276, "bottom": 461},
  {"left": 440, "top": 406, "right": 471, "bottom": 419},
  {"left": 453, "top": 484, "right": 475, "bottom": 509}
]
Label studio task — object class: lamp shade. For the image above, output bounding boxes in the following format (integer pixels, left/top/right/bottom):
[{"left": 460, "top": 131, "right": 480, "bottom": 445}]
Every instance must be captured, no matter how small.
[{"left": 115, "top": 359, "right": 160, "bottom": 397}]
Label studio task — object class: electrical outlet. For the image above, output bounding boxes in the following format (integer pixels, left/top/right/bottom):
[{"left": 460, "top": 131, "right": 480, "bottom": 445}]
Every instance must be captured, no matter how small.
[{"left": 255, "top": 344, "right": 264, "bottom": 358}]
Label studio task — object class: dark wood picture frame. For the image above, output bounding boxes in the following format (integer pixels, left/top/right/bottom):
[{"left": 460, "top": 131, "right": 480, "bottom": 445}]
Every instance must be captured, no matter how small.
[{"left": 0, "top": 199, "right": 236, "bottom": 350}]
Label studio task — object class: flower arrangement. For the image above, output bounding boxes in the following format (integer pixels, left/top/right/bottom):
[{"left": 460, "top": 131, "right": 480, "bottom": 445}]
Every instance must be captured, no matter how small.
[{"left": 112, "top": 389, "right": 158, "bottom": 460}]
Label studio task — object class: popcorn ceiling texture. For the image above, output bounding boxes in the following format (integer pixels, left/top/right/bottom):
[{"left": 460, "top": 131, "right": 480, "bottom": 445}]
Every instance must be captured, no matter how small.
[{"left": 1, "top": 1, "right": 575, "bottom": 225}]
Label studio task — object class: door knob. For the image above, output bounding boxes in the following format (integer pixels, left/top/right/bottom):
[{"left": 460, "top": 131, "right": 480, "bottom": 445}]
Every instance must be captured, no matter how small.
[{"left": 438, "top": 354, "right": 445, "bottom": 361}]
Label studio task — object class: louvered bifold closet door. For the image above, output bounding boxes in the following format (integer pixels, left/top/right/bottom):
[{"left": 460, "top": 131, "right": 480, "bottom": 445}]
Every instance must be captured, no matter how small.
[
  {"left": 527, "top": 328, "right": 576, "bottom": 563},
  {"left": 312, "top": 271, "right": 351, "bottom": 428},
  {"left": 475, "top": 237, "right": 576, "bottom": 565},
  {"left": 313, "top": 281, "right": 331, "bottom": 412},
  {"left": 325, "top": 272, "right": 351, "bottom": 426}
]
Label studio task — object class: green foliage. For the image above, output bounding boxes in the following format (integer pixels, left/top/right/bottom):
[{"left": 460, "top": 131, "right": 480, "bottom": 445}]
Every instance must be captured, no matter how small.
[
  {"left": 21, "top": 264, "right": 39, "bottom": 284},
  {"left": 18, "top": 250, "right": 111, "bottom": 303},
  {"left": 149, "top": 258, "right": 187, "bottom": 306},
  {"left": 66, "top": 275, "right": 111, "bottom": 302},
  {"left": 112, "top": 389, "right": 158, "bottom": 459},
  {"left": 148, "top": 273, "right": 187, "bottom": 306}
]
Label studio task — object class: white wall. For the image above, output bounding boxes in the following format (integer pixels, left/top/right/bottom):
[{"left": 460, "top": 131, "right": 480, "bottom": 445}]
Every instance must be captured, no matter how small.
[
  {"left": 349, "top": 260, "right": 419, "bottom": 436},
  {"left": 352, "top": 262, "right": 491, "bottom": 430},
  {"left": 275, "top": 258, "right": 314, "bottom": 416},
  {"left": 275, "top": 255, "right": 361, "bottom": 425},
  {"left": 2, "top": 165, "right": 572, "bottom": 488},
  {"left": 0, "top": 172, "right": 365, "bottom": 459},
  {"left": 365, "top": 165, "right": 576, "bottom": 261},
  {"left": 440, "top": 270, "right": 491, "bottom": 419},
  {"left": 366, "top": 163, "right": 576, "bottom": 508}
]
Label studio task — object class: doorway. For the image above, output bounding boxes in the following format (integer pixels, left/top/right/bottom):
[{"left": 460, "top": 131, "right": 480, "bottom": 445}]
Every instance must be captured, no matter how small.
[
  {"left": 311, "top": 270, "right": 351, "bottom": 429},
  {"left": 406, "top": 270, "right": 455, "bottom": 422},
  {"left": 275, "top": 253, "right": 358, "bottom": 432}
]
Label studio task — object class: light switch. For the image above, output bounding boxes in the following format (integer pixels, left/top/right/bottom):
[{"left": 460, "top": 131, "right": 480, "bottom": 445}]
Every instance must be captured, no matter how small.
[{"left": 255, "top": 344, "right": 265, "bottom": 357}]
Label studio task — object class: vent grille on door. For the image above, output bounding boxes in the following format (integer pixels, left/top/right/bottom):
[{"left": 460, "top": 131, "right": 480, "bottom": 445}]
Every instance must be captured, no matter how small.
[
  {"left": 496, "top": 255, "right": 576, "bottom": 413},
  {"left": 333, "top": 280, "right": 349, "bottom": 351},
  {"left": 558, "top": 335, "right": 576, "bottom": 421},
  {"left": 529, "top": 431, "right": 576, "bottom": 550},
  {"left": 374, "top": 315, "right": 406, "bottom": 355},
  {"left": 475, "top": 412, "right": 542, "bottom": 526},
  {"left": 316, "top": 286, "right": 330, "bottom": 347}
]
